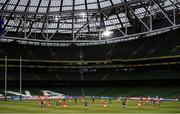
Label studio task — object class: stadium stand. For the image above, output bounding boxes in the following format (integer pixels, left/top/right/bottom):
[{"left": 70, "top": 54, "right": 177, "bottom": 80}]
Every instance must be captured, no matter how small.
[
  {"left": 1, "top": 71, "right": 180, "bottom": 81},
  {"left": 0, "top": 29, "right": 180, "bottom": 98},
  {"left": 0, "top": 29, "right": 180, "bottom": 61},
  {"left": 0, "top": 87, "right": 180, "bottom": 98},
  {"left": 99, "top": 87, "right": 180, "bottom": 98}
]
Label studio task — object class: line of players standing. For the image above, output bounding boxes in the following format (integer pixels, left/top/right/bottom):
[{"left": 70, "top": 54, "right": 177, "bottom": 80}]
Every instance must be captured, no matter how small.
[
  {"left": 39, "top": 96, "right": 161, "bottom": 109},
  {"left": 121, "top": 97, "right": 161, "bottom": 108}
]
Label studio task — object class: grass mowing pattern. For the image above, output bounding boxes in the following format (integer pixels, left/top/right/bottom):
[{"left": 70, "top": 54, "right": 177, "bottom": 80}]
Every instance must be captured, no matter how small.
[{"left": 0, "top": 99, "right": 180, "bottom": 113}]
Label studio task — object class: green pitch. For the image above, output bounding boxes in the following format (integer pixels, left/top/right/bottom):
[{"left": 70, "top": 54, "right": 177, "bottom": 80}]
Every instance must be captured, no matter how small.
[{"left": 0, "top": 99, "right": 180, "bottom": 113}]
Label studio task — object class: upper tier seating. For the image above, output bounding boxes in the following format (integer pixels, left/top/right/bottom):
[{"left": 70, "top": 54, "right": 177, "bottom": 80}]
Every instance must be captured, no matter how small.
[{"left": 0, "top": 29, "right": 180, "bottom": 61}]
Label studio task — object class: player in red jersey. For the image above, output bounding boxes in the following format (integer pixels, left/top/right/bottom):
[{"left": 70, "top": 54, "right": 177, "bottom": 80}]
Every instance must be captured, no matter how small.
[
  {"left": 103, "top": 101, "right": 107, "bottom": 108},
  {"left": 137, "top": 98, "right": 142, "bottom": 108},
  {"left": 47, "top": 99, "right": 51, "bottom": 107},
  {"left": 156, "top": 98, "right": 160, "bottom": 108},
  {"left": 63, "top": 101, "right": 67, "bottom": 108}
]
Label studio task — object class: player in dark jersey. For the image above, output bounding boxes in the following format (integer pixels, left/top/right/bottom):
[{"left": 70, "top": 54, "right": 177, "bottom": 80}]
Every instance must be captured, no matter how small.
[
  {"left": 92, "top": 97, "right": 95, "bottom": 103},
  {"left": 84, "top": 101, "right": 88, "bottom": 107},
  {"left": 40, "top": 100, "right": 44, "bottom": 108},
  {"left": 140, "top": 97, "right": 143, "bottom": 103},
  {"left": 109, "top": 98, "right": 112, "bottom": 103},
  {"left": 153, "top": 99, "right": 156, "bottom": 106},
  {"left": 122, "top": 100, "right": 126, "bottom": 108},
  {"left": 75, "top": 98, "right": 77, "bottom": 103},
  {"left": 55, "top": 100, "right": 59, "bottom": 109}
]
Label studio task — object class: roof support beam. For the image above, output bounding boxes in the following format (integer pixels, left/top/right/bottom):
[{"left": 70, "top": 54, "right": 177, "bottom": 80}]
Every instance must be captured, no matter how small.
[
  {"left": 169, "top": 0, "right": 179, "bottom": 10},
  {"left": 72, "top": 0, "right": 75, "bottom": 40},
  {"left": 127, "top": 5, "right": 150, "bottom": 31},
  {"left": 97, "top": 0, "right": 104, "bottom": 40},
  {"left": 2, "top": 21, "right": 17, "bottom": 36},
  {"left": 48, "top": 17, "right": 70, "bottom": 40},
  {"left": 102, "top": 12, "right": 126, "bottom": 36},
  {"left": 25, "top": 23, "right": 40, "bottom": 39},
  {"left": 85, "top": 0, "right": 91, "bottom": 37},
  {"left": 25, "top": 17, "right": 45, "bottom": 39},
  {"left": 74, "top": 13, "right": 99, "bottom": 40},
  {"left": 1, "top": 0, "right": 11, "bottom": 10},
  {"left": 125, "top": 5, "right": 128, "bottom": 35},
  {"left": 171, "top": 0, "right": 176, "bottom": 25},
  {"left": 40, "top": 0, "right": 51, "bottom": 40},
  {"left": 16, "top": 0, "right": 31, "bottom": 33},
  {"left": 109, "top": 0, "right": 124, "bottom": 28},
  {"left": 4, "top": 0, "right": 21, "bottom": 30},
  {"left": 149, "top": 0, "right": 153, "bottom": 31},
  {"left": 56, "top": 0, "right": 64, "bottom": 33},
  {"left": 152, "top": 0, "right": 174, "bottom": 26},
  {"left": 124, "top": 0, "right": 139, "bottom": 33},
  {"left": 28, "top": 0, "right": 42, "bottom": 33},
  {"left": 48, "top": 0, "right": 64, "bottom": 40}
]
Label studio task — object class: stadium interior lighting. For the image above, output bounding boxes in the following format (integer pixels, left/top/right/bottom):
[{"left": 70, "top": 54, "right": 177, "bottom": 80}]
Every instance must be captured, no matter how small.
[
  {"left": 54, "top": 16, "right": 58, "bottom": 21},
  {"left": 79, "top": 12, "right": 86, "bottom": 18},
  {"left": 102, "top": 30, "right": 113, "bottom": 37}
]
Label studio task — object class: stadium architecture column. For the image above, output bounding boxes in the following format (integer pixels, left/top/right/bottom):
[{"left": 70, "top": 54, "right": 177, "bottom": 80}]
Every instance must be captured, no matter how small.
[
  {"left": 4, "top": 56, "right": 7, "bottom": 101},
  {"left": 125, "top": 4, "right": 128, "bottom": 35},
  {"left": 173, "top": 0, "right": 176, "bottom": 25},
  {"left": 24, "top": 15, "right": 27, "bottom": 38},
  {"left": 72, "top": 0, "right": 75, "bottom": 40},
  {"left": 149, "top": 0, "right": 152, "bottom": 31}
]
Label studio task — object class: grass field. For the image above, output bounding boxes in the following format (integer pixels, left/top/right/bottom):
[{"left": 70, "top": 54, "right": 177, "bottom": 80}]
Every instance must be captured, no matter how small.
[{"left": 0, "top": 99, "right": 180, "bottom": 113}]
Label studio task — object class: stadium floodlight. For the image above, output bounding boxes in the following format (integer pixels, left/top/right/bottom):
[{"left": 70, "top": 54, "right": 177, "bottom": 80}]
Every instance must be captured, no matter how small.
[
  {"left": 102, "top": 30, "right": 113, "bottom": 37},
  {"left": 79, "top": 12, "right": 86, "bottom": 18},
  {"left": 54, "top": 16, "right": 58, "bottom": 21}
]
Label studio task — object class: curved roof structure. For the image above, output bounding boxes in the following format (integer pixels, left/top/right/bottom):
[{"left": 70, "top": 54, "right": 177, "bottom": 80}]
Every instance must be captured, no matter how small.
[{"left": 0, "top": 0, "right": 180, "bottom": 46}]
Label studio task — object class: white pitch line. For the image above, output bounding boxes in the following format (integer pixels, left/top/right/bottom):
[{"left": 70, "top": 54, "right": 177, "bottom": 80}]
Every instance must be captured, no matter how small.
[{"left": 1, "top": 113, "right": 180, "bottom": 114}]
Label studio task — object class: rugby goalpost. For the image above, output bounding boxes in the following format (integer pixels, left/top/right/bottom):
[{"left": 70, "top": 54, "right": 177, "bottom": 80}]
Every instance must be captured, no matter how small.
[{"left": 4, "top": 56, "right": 22, "bottom": 101}]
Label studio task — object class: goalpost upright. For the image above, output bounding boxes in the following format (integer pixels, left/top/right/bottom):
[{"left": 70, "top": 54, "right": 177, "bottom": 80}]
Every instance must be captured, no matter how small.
[
  {"left": 4, "top": 56, "right": 7, "bottom": 101},
  {"left": 20, "top": 56, "right": 22, "bottom": 100}
]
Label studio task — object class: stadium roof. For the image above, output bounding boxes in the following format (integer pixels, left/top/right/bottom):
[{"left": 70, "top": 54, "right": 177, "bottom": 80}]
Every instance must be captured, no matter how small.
[{"left": 0, "top": 0, "right": 180, "bottom": 46}]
